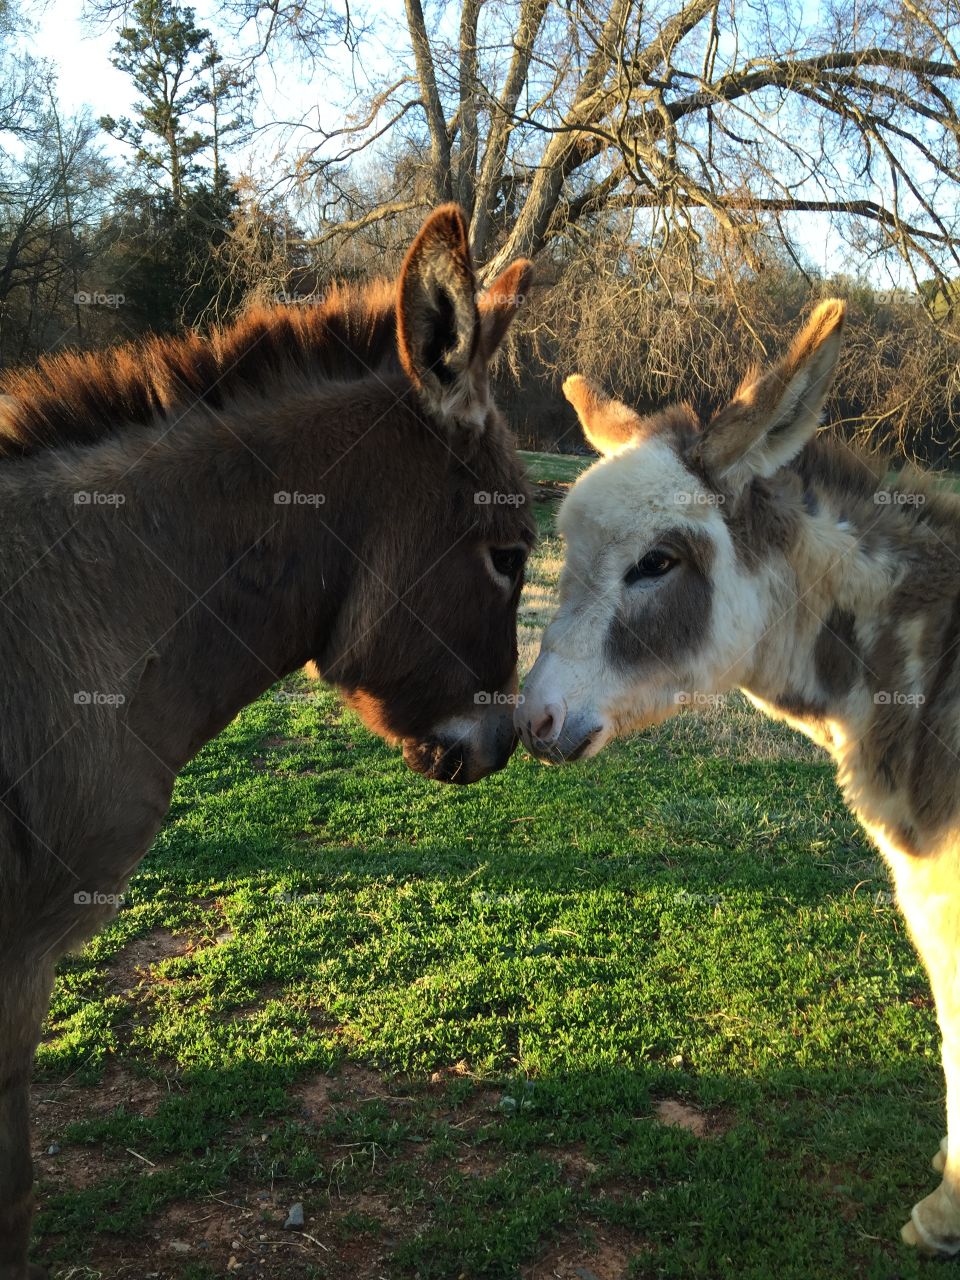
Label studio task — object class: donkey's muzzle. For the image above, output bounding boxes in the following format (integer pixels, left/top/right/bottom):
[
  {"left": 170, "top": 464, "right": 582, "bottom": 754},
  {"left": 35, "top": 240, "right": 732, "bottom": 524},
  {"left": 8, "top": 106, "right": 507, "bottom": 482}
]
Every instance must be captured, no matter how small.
[{"left": 402, "top": 730, "right": 517, "bottom": 785}]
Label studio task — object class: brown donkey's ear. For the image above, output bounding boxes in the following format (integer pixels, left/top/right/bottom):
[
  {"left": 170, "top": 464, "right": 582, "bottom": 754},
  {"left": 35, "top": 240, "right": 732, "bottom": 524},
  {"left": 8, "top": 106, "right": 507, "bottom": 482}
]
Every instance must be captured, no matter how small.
[
  {"left": 562, "top": 374, "right": 643, "bottom": 456},
  {"left": 690, "top": 299, "right": 846, "bottom": 492},
  {"left": 477, "top": 259, "right": 534, "bottom": 358},
  {"left": 0, "top": 394, "right": 19, "bottom": 431},
  {"left": 397, "top": 204, "right": 482, "bottom": 423}
]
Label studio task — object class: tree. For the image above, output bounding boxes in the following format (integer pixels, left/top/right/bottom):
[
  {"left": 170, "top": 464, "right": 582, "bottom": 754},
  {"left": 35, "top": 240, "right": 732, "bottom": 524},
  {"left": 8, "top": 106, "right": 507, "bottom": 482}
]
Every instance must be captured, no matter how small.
[
  {"left": 267, "top": 0, "right": 960, "bottom": 295},
  {"left": 100, "top": 0, "right": 212, "bottom": 206},
  {"left": 200, "top": 38, "right": 251, "bottom": 198},
  {"left": 0, "top": 95, "right": 113, "bottom": 361}
]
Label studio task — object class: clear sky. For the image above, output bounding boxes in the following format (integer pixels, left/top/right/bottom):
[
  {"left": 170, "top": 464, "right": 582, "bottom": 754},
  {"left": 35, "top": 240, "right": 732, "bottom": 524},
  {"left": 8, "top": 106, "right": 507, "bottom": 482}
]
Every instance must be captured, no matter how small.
[{"left": 24, "top": 0, "right": 904, "bottom": 285}]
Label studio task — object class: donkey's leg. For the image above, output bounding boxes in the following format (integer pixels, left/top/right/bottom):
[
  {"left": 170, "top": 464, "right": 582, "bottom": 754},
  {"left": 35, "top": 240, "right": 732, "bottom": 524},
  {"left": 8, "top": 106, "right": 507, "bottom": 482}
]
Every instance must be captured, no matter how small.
[
  {"left": 891, "top": 848, "right": 960, "bottom": 1255},
  {"left": 0, "top": 960, "right": 54, "bottom": 1280}
]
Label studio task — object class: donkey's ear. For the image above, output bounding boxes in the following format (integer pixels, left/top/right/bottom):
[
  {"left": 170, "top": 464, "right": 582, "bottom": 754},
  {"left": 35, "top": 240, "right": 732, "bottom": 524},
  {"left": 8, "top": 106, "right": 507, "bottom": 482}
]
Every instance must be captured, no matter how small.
[
  {"left": 0, "top": 395, "right": 19, "bottom": 430},
  {"left": 563, "top": 374, "right": 643, "bottom": 456},
  {"left": 397, "top": 204, "right": 480, "bottom": 420},
  {"left": 690, "top": 300, "right": 846, "bottom": 492},
  {"left": 477, "top": 259, "right": 533, "bottom": 358}
]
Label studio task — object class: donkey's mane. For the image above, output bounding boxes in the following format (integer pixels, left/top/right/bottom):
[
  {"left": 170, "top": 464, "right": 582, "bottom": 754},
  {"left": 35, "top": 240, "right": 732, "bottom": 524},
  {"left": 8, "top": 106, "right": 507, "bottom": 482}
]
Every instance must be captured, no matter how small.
[{"left": 0, "top": 278, "right": 399, "bottom": 460}]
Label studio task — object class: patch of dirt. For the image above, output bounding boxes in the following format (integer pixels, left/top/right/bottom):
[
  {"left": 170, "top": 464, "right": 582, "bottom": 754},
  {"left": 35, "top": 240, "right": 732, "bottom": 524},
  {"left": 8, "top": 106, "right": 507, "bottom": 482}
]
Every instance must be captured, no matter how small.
[
  {"left": 72, "top": 1190, "right": 397, "bottom": 1280},
  {"left": 521, "top": 1226, "right": 641, "bottom": 1280},
  {"left": 452, "top": 1148, "right": 503, "bottom": 1178},
  {"left": 108, "top": 915, "right": 237, "bottom": 996},
  {"left": 556, "top": 1144, "right": 602, "bottom": 1181},
  {"left": 653, "top": 1098, "right": 731, "bottom": 1138},
  {"left": 32, "top": 1059, "right": 654, "bottom": 1279},
  {"left": 107, "top": 928, "right": 195, "bottom": 995},
  {"left": 291, "top": 1064, "right": 402, "bottom": 1120},
  {"left": 32, "top": 1062, "right": 172, "bottom": 1193},
  {"left": 428, "top": 1057, "right": 474, "bottom": 1083},
  {"left": 34, "top": 1060, "right": 168, "bottom": 1124}
]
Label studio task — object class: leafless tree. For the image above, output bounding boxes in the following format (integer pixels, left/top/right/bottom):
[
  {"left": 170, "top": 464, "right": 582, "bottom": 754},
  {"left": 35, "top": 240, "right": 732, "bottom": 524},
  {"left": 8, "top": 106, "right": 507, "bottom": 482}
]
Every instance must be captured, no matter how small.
[{"left": 264, "top": 0, "right": 959, "bottom": 297}]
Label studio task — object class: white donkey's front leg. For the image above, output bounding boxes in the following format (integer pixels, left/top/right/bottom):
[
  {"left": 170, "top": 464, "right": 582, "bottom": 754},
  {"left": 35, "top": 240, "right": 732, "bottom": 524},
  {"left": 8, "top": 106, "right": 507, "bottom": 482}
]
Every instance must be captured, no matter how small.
[{"left": 886, "top": 840, "right": 960, "bottom": 1255}]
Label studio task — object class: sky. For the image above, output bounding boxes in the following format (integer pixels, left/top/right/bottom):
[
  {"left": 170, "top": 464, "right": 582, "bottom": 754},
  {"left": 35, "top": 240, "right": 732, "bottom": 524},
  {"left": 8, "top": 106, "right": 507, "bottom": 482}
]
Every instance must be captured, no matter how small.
[
  {"left": 22, "top": 0, "right": 912, "bottom": 286},
  {"left": 28, "top": 0, "right": 407, "bottom": 166}
]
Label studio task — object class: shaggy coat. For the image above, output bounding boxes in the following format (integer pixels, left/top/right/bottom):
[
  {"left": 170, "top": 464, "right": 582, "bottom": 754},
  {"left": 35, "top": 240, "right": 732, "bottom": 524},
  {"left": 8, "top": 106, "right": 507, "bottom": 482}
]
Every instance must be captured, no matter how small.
[
  {"left": 521, "top": 302, "right": 960, "bottom": 1257},
  {"left": 0, "top": 205, "right": 535, "bottom": 1280}
]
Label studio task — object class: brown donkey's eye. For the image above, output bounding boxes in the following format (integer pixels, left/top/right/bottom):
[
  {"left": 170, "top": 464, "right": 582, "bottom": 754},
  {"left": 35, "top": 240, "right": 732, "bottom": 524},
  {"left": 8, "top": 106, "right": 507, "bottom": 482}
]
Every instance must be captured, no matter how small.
[
  {"left": 624, "top": 551, "right": 676, "bottom": 585},
  {"left": 489, "top": 547, "right": 526, "bottom": 580}
]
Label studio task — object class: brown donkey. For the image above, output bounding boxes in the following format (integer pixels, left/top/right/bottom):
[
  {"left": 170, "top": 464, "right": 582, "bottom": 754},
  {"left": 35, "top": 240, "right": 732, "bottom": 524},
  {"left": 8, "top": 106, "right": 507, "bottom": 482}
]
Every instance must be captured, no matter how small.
[
  {"left": 0, "top": 205, "right": 534, "bottom": 1279},
  {"left": 520, "top": 301, "right": 960, "bottom": 1254}
]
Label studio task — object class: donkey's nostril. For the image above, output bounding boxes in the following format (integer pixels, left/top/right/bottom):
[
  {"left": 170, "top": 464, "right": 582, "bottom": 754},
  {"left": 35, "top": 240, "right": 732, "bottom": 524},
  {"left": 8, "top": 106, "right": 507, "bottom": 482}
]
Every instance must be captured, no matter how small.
[{"left": 532, "top": 703, "right": 564, "bottom": 744}]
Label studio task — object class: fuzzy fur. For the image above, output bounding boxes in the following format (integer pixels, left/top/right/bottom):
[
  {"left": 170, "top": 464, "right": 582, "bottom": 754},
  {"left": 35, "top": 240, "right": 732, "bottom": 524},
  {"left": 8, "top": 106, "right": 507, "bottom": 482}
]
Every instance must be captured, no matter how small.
[{"left": 522, "top": 299, "right": 960, "bottom": 1255}]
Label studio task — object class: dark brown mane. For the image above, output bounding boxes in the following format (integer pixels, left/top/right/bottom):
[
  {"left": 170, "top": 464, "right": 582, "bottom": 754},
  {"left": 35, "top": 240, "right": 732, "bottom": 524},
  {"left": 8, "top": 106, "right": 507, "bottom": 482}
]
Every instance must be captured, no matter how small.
[{"left": 0, "top": 277, "right": 399, "bottom": 459}]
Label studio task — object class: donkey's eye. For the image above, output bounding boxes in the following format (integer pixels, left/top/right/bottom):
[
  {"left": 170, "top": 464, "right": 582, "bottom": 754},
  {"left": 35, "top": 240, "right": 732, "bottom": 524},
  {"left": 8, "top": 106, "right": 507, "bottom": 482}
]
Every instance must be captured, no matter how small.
[
  {"left": 488, "top": 546, "right": 526, "bottom": 582},
  {"left": 624, "top": 551, "right": 676, "bottom": 585}
]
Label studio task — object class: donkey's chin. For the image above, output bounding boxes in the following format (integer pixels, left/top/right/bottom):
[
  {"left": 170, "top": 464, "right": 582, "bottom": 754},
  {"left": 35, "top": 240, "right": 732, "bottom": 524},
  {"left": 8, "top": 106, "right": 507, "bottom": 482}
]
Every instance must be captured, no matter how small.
[{"left": 402, "top": 731, "right": 518, "bottom": 785}]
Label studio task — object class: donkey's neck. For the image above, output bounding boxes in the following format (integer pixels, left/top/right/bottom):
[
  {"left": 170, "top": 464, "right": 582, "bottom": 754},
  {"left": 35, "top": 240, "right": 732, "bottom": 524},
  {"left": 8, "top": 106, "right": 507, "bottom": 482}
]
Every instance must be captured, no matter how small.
[
  {"left": 739, "top": 440, "right": 960, "bottom": 849},
  {"left": 742, "top": 440, "right": 952, "bottom": 742},
  {"left": 53, "top": 385, "right": 398, "bottom": 770}
]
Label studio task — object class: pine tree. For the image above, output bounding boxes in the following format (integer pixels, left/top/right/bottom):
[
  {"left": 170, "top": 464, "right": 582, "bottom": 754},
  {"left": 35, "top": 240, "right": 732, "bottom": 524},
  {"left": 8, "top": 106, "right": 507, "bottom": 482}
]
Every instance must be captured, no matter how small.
[{"left": 99, "top": 0, "right": 210, "bottom": 207}]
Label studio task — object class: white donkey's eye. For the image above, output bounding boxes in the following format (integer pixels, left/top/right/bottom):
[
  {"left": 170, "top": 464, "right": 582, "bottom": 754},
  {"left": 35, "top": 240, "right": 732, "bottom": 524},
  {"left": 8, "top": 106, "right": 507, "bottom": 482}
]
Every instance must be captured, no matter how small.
[
  {"left": 624, "top": 550, "right": 677, "bottom": 585},
  {"left": 486, "top": 545, "right": 527, "bottom": 586}
]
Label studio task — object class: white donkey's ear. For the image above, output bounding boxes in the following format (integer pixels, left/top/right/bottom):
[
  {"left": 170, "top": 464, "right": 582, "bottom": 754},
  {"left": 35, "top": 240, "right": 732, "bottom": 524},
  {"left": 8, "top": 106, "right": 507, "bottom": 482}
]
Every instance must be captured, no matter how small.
[
  {"left": 562, "top": 374, "right": 643, "bottom": 456},
  {"left": 690, "top": 299, "right": 846, "bottom": 492},
  {"left": 396, "top": 204, "right": 481, "bottom": 425}
]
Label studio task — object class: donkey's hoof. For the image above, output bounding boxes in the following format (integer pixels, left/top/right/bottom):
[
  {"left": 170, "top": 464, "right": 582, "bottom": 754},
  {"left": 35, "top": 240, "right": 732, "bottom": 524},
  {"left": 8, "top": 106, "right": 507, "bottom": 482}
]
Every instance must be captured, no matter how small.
[
  {"left": 902, "top": 1186, "right": 960, "bottom": 1256},
  {"left": 933, "top": 1136, "right": 949, "bottom": 1174}
]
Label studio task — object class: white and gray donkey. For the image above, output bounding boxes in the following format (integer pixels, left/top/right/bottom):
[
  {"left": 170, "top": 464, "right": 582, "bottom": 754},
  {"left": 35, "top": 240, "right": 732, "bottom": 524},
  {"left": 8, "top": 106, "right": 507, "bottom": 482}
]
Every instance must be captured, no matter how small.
[{"left": 519, "top": 299, "right": 960, "bottom": 1255}]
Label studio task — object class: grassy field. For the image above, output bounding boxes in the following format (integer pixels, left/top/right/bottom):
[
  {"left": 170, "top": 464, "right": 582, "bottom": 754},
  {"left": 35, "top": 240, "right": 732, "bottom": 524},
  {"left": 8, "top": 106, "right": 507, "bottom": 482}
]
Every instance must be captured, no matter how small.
[{"left": 31, "top": 453, "right": 944, "bottom": 1280}]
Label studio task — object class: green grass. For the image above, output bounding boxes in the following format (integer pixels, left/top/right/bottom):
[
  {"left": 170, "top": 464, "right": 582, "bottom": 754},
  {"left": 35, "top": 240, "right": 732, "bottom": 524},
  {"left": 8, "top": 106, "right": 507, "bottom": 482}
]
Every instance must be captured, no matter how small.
[
  {"left": 519, "top": 449, "right": 593, "bottom": 485},
  {"left": 32, "top": 453, "right": 944, "bottom": 1279}
]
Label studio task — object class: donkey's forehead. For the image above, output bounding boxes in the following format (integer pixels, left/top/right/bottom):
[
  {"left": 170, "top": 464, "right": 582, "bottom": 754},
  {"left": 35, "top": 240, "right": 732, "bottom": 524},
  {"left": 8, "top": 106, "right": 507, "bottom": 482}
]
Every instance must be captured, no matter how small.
[{"left": 559, "top": 436, "right": 716, "bottom": 546}]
